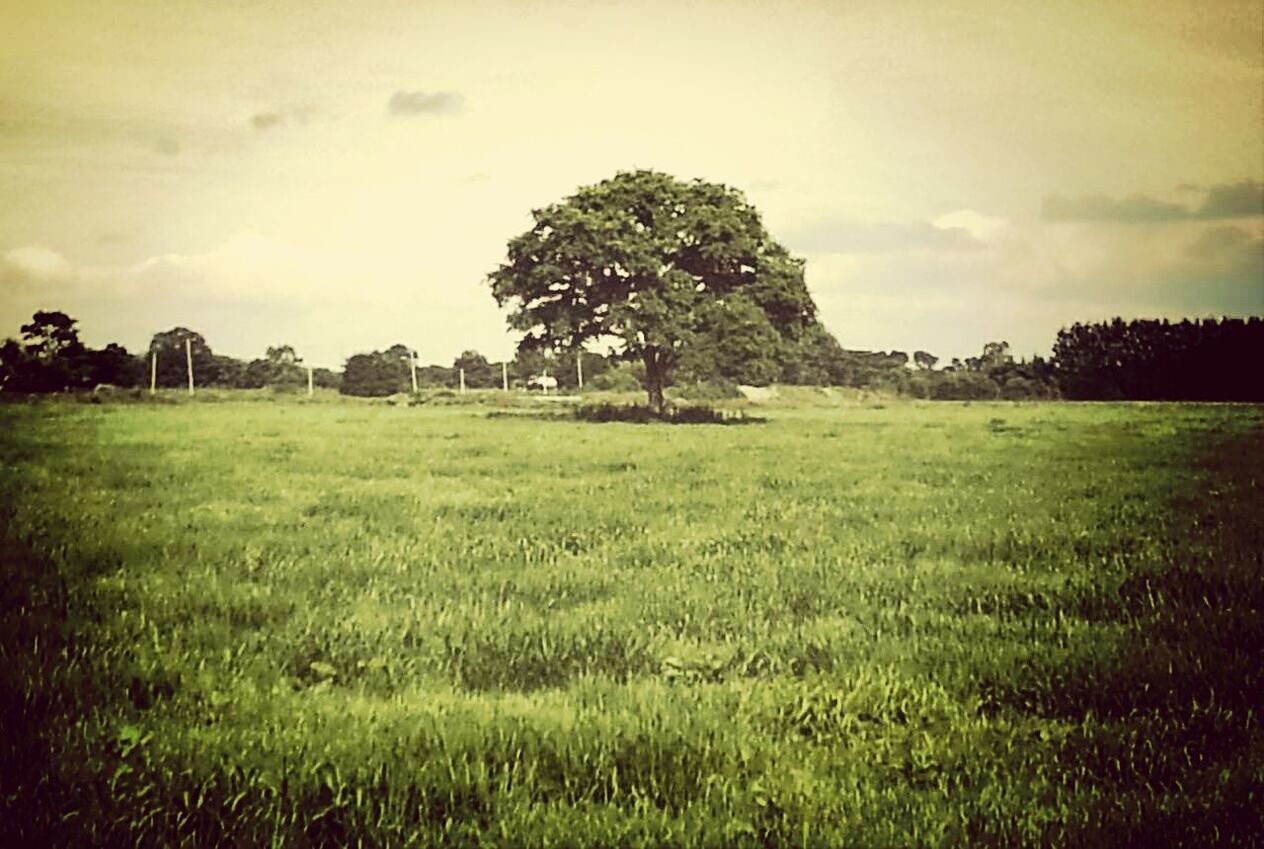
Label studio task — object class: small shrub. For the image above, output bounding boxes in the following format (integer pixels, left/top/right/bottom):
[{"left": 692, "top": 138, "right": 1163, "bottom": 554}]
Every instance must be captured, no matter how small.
[
  {"left": 586, "top": 367, "right": 642, "bottom": 392},
  {"left": 672, "top": 380, "right": 743, "bottom": 402}
]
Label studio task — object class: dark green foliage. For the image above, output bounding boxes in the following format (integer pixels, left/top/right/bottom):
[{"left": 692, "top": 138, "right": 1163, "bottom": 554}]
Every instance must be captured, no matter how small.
[
  {"left": 210, "top": 353, "right": 250, "bottom": 388},
  {"left": 250, "top": 344, "right": 308, "bottom": 391},
  {"left": 340, "top": 347, "right": 413, "bottom": 396},
  {"left": 1053, "top": 316, "right": 1264, "bottom": 400},
  {"left": 930, "top": 371, "right": 1002, "bottom": 400},
  {"left": 148, "top": 327, "right": 220, "bottom": 388},
  {"left": 453, "top": 350, "right": 498, "bottom": 388},
  {"left": 574, "top": 403, "right": 755, "bottom": 424},
  {"left": 0, "top": 312, "right": 145, "bottom": 392},
  {"left": 311, "top": 367, "right": 341, "bottom": 391},
  {"left": 586, "top": 364, "right": 642, "bottom": 392},
  {"left": 671, "top": 379, "right": 744, "bottom": 402}
]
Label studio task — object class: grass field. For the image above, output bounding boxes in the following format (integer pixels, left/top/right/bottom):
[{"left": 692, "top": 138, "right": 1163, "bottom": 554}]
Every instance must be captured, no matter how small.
[{"left": 2, "top": 396, "right": 1262, "bottom": 847}]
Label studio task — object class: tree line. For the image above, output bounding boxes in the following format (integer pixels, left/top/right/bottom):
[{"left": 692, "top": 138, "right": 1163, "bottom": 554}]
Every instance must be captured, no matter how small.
[
  {"left": 0, "top": 314, "right": 339, "bottom": 394},
  {"left": 3, "top": 309, "right": 1258, "bottom": 402}
]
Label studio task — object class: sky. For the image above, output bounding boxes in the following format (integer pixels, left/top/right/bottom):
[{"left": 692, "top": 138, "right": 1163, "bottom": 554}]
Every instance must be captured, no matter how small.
[{"left": 1, "top": 0, "right": 1261, "bottom": 369}]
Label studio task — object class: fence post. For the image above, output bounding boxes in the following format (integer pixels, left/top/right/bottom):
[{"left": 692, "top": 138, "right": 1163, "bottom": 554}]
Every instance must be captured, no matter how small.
[{"left": 185, "top": 339, "right": 194, "bottom": 395}]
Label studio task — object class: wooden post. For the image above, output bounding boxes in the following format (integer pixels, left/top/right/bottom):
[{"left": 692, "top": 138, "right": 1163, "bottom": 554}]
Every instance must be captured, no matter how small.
[
  {"left": 459, "top": 368, "right": 466, "bottom": 394},
  {"left": 502, "top": 361, "right": 508, "bottom": 391},
  {"left": 307, "top": 364, "right": 314, "bottom": 397},
  {"left": 185, "top": 338, "right": 194, "bottom": 395},
  {"left": 576, "top": 352, "right": 584, "bottom": 391},
  {"left": 410, "top": 351, "right": 418, "bottom": 394},
  {"left": 149, "top": 351, "right": 157, "bottom": 395}
]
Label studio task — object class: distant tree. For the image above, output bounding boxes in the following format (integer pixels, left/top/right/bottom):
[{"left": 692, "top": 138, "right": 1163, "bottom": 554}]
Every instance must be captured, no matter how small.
[
  {"left": 416, "top": 364, "right": 456, "bottom": 388},
  {"left": 913, "top": 350, "right": 939, "bottom": 371},
  {"left": 981, "top": 341, "right": 1012, "bottom": 371},
  {"left": 86, "top": 343, "right": 144, "bottom": 387},
  {"left": 311, "top": 367, "right": 341, "bottom": 391},
  {"left": 340, "top": 350, "right": 410, "bottom": 397},
  {"left": 212, "top": 355, "right": 250, "bottom": 388},
  {"left": 930, "top": 371, "right": 1001, "bottom": 400},
  {"left": 453, "top": 350, "right": 497, "bottom": 388},
  {"left": 1052, "top": 317, "right": 1264, "bottom": 401},
  {"left": 251, "top": 344, "right": 306, "bottom": 390},
  {"left": 488, "top": 170, "right": 819, "bottom": 413},
  {"left": 12, "top": 310, "right": 90, "bottom": 390},
  {"left": 267, "top": 344, "right": 299, "bottom": 365},
  {"left": 777, "top": 324, "right": 849, "bottom": 385},
  {"left": 0, "top": 339, "right": 34, "bottom": 391},
  {"left": 21, "top": 310, "right": 84, "bottom": 362},
  {"left": 587, "top": 362, "right": 642, "bottom": 392},
  {"left": 509, "top": 349, "right": 552, "bottom": 387},
  {"left": 3, "top": 312, "right": 148, "bottom": 391},
  {"left": 149, "top": 328, "right": 218, "bottom": 388},
  {"left": 558, "top": 349, "right": 612, "bottom": 390}
]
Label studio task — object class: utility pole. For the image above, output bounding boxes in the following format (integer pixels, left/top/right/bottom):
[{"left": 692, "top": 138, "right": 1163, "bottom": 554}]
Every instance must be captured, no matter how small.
[
  {"left": 149, "top": 351, "right": 157, "bottom": 395},
  {"left": 307, "top": 364, "right": 314, "bottom": 397},
  {"left": 410, "top": 350, "right": 418, "bottom": 394},
  {"left": 502, "top": 361, "right": 508, "bottom": 391},
  {"left": 576, "top": 352, "right": 584, "bottom": 391},
  {"left": 185, "top": 338, "right": 194, "bottom": 395}
]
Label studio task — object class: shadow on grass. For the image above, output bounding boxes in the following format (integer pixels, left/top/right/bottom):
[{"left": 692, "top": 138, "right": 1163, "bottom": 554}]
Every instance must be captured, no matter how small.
[{"left": 574, "top": 403, "right": 764, "bottom": 425}]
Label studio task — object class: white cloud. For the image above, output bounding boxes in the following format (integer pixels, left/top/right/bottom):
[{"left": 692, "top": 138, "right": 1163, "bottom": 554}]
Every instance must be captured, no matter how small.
[
  {"left": 2, "top": 245, "right": 76, "bottom": 285},
  {"left": 932, "top": 210, "right": 1008, "bottom": 243}
]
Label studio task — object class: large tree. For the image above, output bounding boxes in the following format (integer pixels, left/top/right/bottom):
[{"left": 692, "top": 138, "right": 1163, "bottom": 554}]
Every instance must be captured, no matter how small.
[{"left": 487, "top": 170, "right": 819, "bottom": 412}]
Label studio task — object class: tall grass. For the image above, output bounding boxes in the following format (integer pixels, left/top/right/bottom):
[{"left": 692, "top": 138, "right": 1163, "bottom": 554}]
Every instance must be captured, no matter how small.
[{"left": 1, "top": 399, "right": 1261, "bottom": 846}]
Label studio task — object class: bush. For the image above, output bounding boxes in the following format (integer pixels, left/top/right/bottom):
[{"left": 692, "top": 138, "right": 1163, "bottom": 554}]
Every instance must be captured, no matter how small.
[
  {"left": 586, "top": 367, "right": 642, "bottom": 392},
  {"left": 930, "top": 373, "right": 1001, "bottom": 401},
  {"left": 671, "top": 380, "right": 743, "bottom": 402}
]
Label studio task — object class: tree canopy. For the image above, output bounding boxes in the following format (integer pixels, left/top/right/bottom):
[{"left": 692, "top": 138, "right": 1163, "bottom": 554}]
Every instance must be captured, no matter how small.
[
  {"left": 149, "top": 327, "right": 217, "bottom": 389},
  {"left": 488, "top": 170, "right": 820, "bottom": 411}
]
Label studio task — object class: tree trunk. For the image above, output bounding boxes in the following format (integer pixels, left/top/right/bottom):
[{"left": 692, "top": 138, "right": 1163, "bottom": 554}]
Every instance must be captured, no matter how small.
[{"left": 643, "top": 348, "right": 666, "bottom": 416}]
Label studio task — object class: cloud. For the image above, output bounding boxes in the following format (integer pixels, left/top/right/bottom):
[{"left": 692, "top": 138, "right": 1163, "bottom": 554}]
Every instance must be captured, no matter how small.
[
  {"left": 1042, "top": 193, "right": 1189, "bottom": 222},
  {"left": 154, "top": 136, "right": 181, "bottom": 156},
  {"left": 250, "top": 111, "right": 284, "bottom": 130},
  {"left": 1197, "top": 181, "right": 1264, "bottom": 219},
  {"left": 784, "top": 214, "right": 987, "bottom": 255},
  {"left": 1169, "top": 225, "right": 1264, "bottom": 311},
  {"left": 2, "top": 245, "right": 76, "bottom": 285},
  {"left": 1043, "top": 181, "right": 1264, "bottom": 222},
  {"left": 932, "top": 210, "right": 1007, "bottom": 242},
  {"left": 387, "top": 90, "right": 464, "bottom": 116}
]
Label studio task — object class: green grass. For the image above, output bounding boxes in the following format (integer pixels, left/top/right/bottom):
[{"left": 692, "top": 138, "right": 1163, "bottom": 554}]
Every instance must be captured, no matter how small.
[{"left": 1, "top": 397, "right": 1261, "bottom": 847}]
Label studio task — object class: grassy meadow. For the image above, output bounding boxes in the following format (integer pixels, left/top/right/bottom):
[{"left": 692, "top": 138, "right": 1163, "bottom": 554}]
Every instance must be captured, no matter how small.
[{"left": 1, "top": 394, "right": 1262, "bottom": 847}]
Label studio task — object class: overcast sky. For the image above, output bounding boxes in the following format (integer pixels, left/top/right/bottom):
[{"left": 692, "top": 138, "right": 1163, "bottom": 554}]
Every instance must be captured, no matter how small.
[{"left": 2, "top": 0, "right": 1261, "bottom": 368}]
